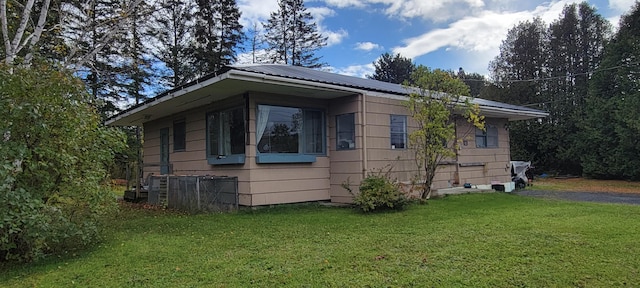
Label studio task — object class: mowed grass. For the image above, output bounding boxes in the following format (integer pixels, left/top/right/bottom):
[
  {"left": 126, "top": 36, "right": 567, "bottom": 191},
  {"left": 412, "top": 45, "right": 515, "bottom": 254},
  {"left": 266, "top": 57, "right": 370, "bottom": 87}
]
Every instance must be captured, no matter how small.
[
  {"left": 533, "top": 177, "right": 640, "bottom": 194},
  {"left": 2, "top": 193, "right": 640, "bottom": 287}
]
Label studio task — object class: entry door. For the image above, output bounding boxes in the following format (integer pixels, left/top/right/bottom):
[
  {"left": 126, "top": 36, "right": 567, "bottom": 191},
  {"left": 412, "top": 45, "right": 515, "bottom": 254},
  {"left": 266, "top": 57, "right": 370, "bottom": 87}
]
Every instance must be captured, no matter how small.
[{"left": 160, "top": 128, "right": 170, "bottom": 174}]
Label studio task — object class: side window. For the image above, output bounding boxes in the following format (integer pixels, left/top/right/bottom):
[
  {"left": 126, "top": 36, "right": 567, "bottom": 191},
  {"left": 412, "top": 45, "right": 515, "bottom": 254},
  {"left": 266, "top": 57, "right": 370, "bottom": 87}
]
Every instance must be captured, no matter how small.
[
  {"left": 476, "top": 124, "right": 498, "bottom": 148},
  {"left": 336, "top": 113, "right": 355, "bottom": 150},
  {"left": 206, "top": 107, "right": 245, "bottom": 164},
  {"left": 173, "top": 120, "right": 186, "bottom": 151},
  {"left": 390, "top": 115, "right": 407, "bottom": 149}
]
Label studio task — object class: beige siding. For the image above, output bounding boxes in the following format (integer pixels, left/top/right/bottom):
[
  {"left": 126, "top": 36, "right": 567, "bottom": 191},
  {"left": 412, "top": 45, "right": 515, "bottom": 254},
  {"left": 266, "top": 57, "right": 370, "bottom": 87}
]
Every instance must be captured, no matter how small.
[
  {"left": 359, "top": 95, "right": 512, "bottom": 195},
  {"left": 245, "top": 93, "right": 332, "bottom": 205},
  {"left": 328, "top": 95, "right": 362, "bottom": 203},
  {"left": 456, "top": 118, "right": 511, "bottom": 185},
  {"left": 140, "top": 90, "right": 514, "bottom": 206}
]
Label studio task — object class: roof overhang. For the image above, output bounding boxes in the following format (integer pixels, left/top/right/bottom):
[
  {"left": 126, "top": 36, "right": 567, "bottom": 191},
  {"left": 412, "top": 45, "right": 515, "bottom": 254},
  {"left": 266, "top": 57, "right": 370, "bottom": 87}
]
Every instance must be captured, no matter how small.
[
  {"left": 477, "top": 105, "right": 548, "bottom": 121},
  {"left": 106, "top": 69, "right": 361, "bottom": 126},
  {"left": 106, "top": 66, "right": 548, "bottom": 126}
]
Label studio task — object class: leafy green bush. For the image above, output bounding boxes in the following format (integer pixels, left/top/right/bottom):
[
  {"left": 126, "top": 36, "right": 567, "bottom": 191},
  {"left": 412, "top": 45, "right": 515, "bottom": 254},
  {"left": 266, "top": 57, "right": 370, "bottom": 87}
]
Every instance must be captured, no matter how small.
[
  {"left": 346, "top": 172, "right": 408, "bottom": 212},
  {"left": 0, "top": 63, "right": 126, "bottom": 262}
]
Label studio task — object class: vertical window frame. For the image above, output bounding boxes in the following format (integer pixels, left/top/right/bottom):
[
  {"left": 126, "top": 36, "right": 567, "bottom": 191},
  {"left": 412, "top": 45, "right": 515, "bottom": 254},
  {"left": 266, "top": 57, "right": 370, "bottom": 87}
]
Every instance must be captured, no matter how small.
[
  {"left": 390, "top": 114, "right": 407, "bottom": 149},
  {"left": 476, "top": 124, "right": 499, "bottom": 148},
  {"left": 336, "top": 113, "right": 356, "bottom": 150},
  {"left": 206, "top": 107, "right": 246, "bottom": 165},
  {"left": 173, "top": 119, "right": 186, "bottom": 152}
]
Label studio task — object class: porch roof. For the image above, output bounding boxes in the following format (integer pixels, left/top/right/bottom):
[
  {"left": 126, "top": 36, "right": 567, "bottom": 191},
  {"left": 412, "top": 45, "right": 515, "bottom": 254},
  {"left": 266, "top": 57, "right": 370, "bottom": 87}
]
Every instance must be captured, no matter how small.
[{"left": 106, "top": 64, "right": 547, "bottom": 126}]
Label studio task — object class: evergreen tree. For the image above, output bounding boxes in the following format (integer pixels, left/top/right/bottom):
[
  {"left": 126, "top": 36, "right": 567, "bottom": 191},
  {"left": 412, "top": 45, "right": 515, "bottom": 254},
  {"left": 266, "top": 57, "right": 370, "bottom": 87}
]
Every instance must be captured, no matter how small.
[
  {"left": 263, "top": 0, "right": 327, "bottom": 68},
  {"left": 193, "top": 0, "right": 244, "bottom": 76},
  {"left": 456, "top": 67, "right": 486, "bottom": 98},
  {"left": 152, "top": 0, "right": 196, "bottom": 88},
  {"left": 488, "top": 4, "right": 610, "bottom": 175},
  {"left": 545, "top": 3, "right": 610, "bottom": 174},
  {"left": 367, "top": 52, "right": 415, "bottom": 84},
  {"left": 120, "top": 0, "right": 157, "bottom": 105},
  {"left": 488, "top": 18, "right": 551, "bottom": 171},
  {"left": 581, "top": 2, "right": 640, "bottom": 179},
  {"left": 62, "top": 0, "right": 129, "bottom": 117}
]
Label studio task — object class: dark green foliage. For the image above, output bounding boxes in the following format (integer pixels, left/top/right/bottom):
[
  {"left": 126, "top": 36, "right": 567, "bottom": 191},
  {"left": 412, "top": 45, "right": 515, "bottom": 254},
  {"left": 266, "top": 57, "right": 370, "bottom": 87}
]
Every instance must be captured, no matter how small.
[
  {"left": 350, "top": 173, "right": 408, "bottom": 212},
  {"left": 456, "top": 68, "right": 487, "bottom": 98},
  {"left": 193, "top": 0, "right": 244, "bottom": 76},
  {"left": 581, "top": 2, "right": 640, "bottom": 180},
  {"left": 368, "top": 53, "right": 415, "bottom": 84},
  {"left": 263, "top": 0, "right": 327, "bottom": 68},
  {"left": 0, "top": 63, "right": 126, "bottom": 262},
  {"left": 488, "top": 3, "right": 611, "bottom": 175},
  {"left": 152, "top": 0, "right": 197, "bottom": 88}
]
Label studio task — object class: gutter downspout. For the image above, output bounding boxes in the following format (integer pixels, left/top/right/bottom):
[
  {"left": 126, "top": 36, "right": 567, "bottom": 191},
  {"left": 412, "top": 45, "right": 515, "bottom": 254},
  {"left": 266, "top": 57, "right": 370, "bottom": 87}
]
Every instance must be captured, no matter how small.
[{"left": 361, "top": 93, "right": 368, "bottom": 178}]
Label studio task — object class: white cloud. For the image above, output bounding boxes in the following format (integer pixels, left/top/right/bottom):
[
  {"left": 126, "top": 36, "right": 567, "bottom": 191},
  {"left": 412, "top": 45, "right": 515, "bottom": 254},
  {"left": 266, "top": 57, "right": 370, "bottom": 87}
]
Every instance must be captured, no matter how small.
[
  {"left": 325, "top": 29, "right": 349, "bottom": 46},
  {"left": 307, "top": 6, "right": 349, "bottom": 46},
  {"left": 323, "top": 0, "right": 488, "bottom": 22},
  {"left": 237, "top": 0, "right": 278, "bottom": 28},
  {"left": 238, "top": 1, "right": 347, "bottom": 47},
  {"left": 609, "top": 0, "right": 636, "bottom": 13},
  {"left": 392, "top": 0, "right": 582, "bottom": 72},
  {"left": 355, "top": 42, "right": 382, "bottom": 51},
  {"left": 328, "top": 63, "right": 375, "bottom": 78}
]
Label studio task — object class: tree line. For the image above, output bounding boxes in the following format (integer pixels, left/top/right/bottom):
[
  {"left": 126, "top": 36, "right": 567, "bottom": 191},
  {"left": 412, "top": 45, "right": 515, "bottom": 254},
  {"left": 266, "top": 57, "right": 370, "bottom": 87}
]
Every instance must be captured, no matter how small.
[
  {"left": 1, "top": 0, "right": 327, "bottom": 117},
  {"left": 369, "top": 2, "right": 640, "bottom": 180}
]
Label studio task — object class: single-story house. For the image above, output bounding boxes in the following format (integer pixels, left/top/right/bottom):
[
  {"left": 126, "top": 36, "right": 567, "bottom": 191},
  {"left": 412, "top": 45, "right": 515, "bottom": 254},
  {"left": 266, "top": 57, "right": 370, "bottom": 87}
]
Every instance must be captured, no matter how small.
[{"left": 106, "top": 64, "right": 547, "bottom": 206}]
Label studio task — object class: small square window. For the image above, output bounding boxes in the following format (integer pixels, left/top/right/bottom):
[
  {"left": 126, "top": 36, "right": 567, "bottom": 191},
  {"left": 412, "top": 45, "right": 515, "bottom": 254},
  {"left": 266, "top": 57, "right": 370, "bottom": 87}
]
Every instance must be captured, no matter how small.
[
  {"left": 173, "top": 120, "right": 186, "bottom": 151},
  {"left": 390, "top": 115, "right": 407, "bottom": 149},
  {"left": 476, "top": 124, "right": 498, "bottom": 148},
  {"left": 336, "top": 113, "right": 355, "bottom": 150}
]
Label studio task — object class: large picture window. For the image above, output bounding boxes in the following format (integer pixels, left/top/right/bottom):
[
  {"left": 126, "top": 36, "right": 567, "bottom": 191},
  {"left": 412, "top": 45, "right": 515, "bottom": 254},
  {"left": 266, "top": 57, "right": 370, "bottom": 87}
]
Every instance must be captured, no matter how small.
[
  {"left": 207, "top": 107, "right": 245, "bottom": 165},
  {"left": 256, "top": 105, "right": 325, "bottom": 163},
  {"left": 390, "top": 115, "right": 407, "bottom": 149},
  {"left": 336, "top": 113, "right": 355, "bottom": 150},
  {"left": 476, "top": 124, "right": 498, "bottom": 148}
]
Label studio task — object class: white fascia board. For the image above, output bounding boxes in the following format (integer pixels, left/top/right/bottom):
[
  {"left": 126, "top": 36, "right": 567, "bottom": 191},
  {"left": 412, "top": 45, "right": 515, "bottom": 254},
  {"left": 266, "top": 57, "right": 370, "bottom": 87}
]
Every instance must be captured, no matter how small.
[{"left": 105, "top": 73, "right": 230, "bottom": 126}]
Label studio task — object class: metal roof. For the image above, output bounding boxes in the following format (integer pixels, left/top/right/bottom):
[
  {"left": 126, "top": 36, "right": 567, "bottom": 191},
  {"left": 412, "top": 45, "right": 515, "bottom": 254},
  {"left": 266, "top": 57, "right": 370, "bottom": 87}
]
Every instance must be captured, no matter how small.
[
  {"left": 230, "top": 64, "right": 546, "bottom": 115},
  {"left": 106, "top": 64, "right": 547, "bottom": 126}
]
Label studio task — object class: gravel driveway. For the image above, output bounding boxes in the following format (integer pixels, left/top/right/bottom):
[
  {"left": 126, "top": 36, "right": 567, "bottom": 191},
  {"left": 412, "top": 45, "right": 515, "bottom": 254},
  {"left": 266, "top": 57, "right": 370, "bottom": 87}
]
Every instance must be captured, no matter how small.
[{"left": 515, "top": 190, "right": 640, "bottom": 205}]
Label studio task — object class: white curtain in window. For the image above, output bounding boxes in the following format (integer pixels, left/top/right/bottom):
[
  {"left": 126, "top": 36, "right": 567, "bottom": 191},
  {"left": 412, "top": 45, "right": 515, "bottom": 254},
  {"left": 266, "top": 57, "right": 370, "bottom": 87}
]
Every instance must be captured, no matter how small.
[
  {"left": 221, "top": 112, "right": 231, "bottom": 155},
  {"left": 256, "top": 105, "right": 271, "bottom": 149}
]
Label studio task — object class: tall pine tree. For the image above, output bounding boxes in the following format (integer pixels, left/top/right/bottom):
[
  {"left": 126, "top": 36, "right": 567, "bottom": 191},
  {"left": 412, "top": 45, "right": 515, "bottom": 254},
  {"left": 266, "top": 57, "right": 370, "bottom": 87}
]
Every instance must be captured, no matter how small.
[
  {"left": 581, "top": 2, "right": 640, "bottom": 179},
  {"left": 192, "top": 0, "right": 244, "bottom": 77},
  {"left": 263, "top": 0, "right": 326, "bottom": 68},
  {"left": 367, "top": 52, "right": 415, "bottom": 84},
  {"left": 488, "top": 3, "right": 610, "bottom": 175},
  {"left": 152, "top": 0, "right": 196, "bottom": 88}
]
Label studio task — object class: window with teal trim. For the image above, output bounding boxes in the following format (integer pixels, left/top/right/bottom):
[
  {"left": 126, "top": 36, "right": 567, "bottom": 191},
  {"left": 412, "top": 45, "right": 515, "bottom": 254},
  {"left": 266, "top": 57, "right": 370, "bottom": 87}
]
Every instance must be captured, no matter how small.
[
  {"left": 206, "top": 107, "right": 245, "bottom": 165},
  {"left": 256, "top": 105, "right": 325, "bottom": 163}
]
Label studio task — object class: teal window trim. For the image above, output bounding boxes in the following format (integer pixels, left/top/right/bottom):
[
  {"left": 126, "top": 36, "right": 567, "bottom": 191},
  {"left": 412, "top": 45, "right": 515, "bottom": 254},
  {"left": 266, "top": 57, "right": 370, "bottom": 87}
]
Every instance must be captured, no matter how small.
[
  {"left": 255, "top": 154, "right": 317, "bottom": 164},
  {"left": 255, "top": 104, "right": 326, "bottom": 164},
  {"left": 206, "top": 107, "right": 246, "bottom": 165},
  {"left": 207, "top": 154, "right": 246, "bottom": 165}
]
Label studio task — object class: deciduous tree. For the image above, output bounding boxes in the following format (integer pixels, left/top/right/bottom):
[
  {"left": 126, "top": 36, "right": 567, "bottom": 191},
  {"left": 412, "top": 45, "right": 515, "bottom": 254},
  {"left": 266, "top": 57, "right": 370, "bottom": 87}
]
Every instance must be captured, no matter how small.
[{"left": 405, "top": 66, "right": 484, "bottom": 199}]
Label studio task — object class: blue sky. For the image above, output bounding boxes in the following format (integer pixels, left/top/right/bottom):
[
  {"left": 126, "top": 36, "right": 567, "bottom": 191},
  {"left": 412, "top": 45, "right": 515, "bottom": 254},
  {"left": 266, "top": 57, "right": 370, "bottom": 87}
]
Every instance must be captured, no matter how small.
[{"left": 235, "top": 0, "right": 637, "bottom": 78}]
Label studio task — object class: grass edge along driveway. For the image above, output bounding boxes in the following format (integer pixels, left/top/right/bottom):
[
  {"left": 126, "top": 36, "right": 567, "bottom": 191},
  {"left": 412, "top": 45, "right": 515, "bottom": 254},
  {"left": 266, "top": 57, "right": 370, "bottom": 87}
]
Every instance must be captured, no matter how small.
[{"left": 2, "top": 193, "right": 640, "bottom": 287}]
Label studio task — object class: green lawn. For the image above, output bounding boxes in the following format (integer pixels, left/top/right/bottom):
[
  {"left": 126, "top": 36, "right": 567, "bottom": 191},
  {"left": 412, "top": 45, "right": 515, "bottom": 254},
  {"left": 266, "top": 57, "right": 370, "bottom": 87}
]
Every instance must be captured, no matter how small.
[{"left": 2, "top": 193, "right": 640, "bottom": 287}]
